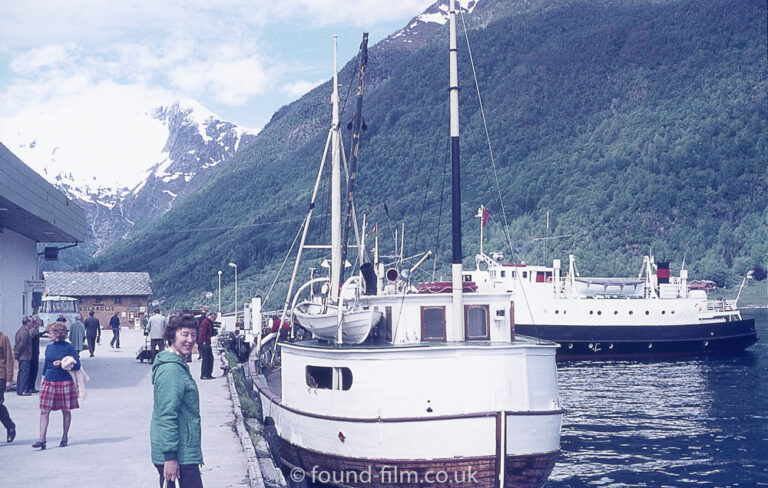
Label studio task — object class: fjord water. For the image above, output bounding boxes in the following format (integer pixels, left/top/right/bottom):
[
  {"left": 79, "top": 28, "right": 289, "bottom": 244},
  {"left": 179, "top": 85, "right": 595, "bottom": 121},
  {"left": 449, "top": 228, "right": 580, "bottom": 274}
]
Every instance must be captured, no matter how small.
[{"left": 549, "top": 309, "right": 768, "bottom": 487}]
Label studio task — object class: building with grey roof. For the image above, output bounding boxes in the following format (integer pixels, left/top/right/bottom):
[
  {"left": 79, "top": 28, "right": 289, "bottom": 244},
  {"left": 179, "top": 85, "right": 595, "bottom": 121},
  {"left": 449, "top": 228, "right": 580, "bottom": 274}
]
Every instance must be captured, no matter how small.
[
  {"left": 43, "top": 271, "right": 153, "bottom": 329},
  {"left": 0, "top": 142, "right": 86, "bottom": 338}
]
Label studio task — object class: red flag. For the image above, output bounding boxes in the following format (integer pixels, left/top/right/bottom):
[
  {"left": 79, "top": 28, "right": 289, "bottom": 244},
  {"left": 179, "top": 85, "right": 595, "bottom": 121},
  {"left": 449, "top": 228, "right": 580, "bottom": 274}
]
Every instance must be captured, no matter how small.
[
  {"left": 482, "top": 208, "right": 490, "bottom": 227},
  {"left": 368, "top": 223, "right": 378, "bottom": 236}
]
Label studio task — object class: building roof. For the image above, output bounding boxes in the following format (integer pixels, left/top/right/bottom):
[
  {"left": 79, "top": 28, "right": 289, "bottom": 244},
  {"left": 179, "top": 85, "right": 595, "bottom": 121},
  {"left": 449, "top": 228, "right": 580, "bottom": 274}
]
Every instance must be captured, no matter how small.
[
  {"left": 0, "top": 142, "right": 86, "bottom": 242},
  {"left": 43, "top": 272, "right": 153, "bottom": 297}
]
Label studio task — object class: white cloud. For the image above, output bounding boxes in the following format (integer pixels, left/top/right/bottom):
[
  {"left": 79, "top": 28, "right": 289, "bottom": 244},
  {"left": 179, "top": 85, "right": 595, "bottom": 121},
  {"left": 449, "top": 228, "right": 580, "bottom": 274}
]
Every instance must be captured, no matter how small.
[
  {"left": 0, "top": 79, "right": 171, "bottom": 188},
  {"left": 281, "top": 79, "right": 326, "bottom": 98}
]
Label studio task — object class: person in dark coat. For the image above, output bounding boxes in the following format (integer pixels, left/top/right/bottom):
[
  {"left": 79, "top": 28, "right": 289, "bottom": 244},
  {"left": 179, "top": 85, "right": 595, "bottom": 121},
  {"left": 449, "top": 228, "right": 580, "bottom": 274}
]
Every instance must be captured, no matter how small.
[
  {"left": 26, "top": 316, "right": 42, "bottom": 393},
  {"left": 0, "top": 329, "right": 16, "bottom": 442},
  {"left": 14, "top": 317, "right": 33, "bottom": 396},
  {"left": 83, "top": 311, "right": 101, "bottom": 358},
  {"left": 198, "top": 313, "right": 215, "bottom": 380},
  {"left": 109, "top": 311, "right": 121, "bottom": 348}
]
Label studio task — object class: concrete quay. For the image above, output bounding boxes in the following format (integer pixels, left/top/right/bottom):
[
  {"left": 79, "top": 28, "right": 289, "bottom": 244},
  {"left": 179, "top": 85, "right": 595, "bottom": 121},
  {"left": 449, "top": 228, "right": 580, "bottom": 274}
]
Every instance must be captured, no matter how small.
[{"left": 0, "top": 328, "right": 256, "bottom": 487}]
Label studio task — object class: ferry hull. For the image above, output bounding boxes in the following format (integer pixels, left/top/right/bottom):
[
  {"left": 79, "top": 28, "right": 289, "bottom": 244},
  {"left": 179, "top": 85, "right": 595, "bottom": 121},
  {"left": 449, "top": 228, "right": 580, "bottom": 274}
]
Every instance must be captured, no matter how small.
[
  {"left": 280, "top": 440, "right": 559, "bottom": 488},
  {"left": 516, "top": 318, "right": 758, "bottom": 359}
]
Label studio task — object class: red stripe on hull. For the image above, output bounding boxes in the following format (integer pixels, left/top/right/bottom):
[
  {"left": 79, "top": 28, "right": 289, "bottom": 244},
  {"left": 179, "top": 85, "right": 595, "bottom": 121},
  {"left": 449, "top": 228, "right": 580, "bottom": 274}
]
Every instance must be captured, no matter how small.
[{"left": 279, "top": 439, "right": 558, "bottom": 487}]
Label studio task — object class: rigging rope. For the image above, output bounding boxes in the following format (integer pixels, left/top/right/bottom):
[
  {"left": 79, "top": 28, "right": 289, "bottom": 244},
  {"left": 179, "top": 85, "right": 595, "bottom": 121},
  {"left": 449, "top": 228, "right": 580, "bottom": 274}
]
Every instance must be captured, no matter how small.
[{"left": 459, "top": 8, "right": 518, "bottom": 261}]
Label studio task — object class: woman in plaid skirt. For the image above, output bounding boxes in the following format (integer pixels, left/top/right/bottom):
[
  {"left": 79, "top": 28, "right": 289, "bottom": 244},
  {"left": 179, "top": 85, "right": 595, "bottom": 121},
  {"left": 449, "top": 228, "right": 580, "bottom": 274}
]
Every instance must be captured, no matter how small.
[{"left": 33, "top": 321, "right": 80, "bottom": 450}]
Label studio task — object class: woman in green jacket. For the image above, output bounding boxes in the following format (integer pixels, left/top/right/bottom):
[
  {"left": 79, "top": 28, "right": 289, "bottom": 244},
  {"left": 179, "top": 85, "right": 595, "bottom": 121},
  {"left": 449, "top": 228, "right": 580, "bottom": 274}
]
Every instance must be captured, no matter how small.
[{"left": 150, "top": 314, "right": 203, "bottom": 487}]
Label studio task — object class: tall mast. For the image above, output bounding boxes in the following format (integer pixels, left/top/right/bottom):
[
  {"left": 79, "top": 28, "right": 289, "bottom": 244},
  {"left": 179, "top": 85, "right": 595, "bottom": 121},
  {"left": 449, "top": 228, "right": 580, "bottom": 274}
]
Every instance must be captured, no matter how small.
[
  {"left": 449, "top": 0, "right": 464, "bottom": 341},
  {"left": 330, "top": 36, "right": 342, "bottom": 301},
  {"left": 339, "top": 33, "right": 369, "bottom": 283}
]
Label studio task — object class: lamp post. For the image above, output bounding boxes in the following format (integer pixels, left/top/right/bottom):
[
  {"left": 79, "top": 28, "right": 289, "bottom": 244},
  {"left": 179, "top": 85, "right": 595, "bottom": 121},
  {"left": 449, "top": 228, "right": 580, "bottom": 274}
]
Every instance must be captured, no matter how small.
[
  {"left": 228, "top": 262, "right": 238, "bottom": 320},
  {"left": 217, "top": 270, "right": 222, "bottom": 314}
]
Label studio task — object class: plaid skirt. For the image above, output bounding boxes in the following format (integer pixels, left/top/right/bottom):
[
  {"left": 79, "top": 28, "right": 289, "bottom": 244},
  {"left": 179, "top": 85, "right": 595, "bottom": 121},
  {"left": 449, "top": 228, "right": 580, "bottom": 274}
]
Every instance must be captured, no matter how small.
[{"left": 40, "top": 379, "right": 79, "bottom": 411}]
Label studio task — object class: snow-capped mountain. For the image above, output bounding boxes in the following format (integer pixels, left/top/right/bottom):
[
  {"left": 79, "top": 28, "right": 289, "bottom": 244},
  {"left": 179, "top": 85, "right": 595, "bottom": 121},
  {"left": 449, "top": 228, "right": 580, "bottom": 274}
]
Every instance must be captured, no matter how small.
[{"left": 52, "top": 100, "right": 258, "bottom": 258}]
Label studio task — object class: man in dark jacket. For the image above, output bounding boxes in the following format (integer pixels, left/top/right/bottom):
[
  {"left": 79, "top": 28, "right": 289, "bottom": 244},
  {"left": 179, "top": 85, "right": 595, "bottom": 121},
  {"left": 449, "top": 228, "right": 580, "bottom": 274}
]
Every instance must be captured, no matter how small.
[
  {"left": 198, "top": 313, "right": 215, "bottom": 380},
  {"left": 84, "top": 311, "right": 101, "bottom": 357},
  {"left": 26, "top": 316, "right": 41, "bottom": 393},
  {"left": 13, "top": 317, "right": 33, "bottom": 396},
  {"left": 109, "top": 311, "right": 121, "bottom": 348},
  {"left": 0, "top": 329, "right": 16, "bottom": 442}
]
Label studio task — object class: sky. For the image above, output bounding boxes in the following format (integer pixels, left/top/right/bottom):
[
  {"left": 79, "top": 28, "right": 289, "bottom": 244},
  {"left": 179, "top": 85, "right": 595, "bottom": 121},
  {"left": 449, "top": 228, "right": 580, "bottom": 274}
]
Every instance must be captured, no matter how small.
[{"left": 0, "top": 0, "right": 435, "bottom": 187}]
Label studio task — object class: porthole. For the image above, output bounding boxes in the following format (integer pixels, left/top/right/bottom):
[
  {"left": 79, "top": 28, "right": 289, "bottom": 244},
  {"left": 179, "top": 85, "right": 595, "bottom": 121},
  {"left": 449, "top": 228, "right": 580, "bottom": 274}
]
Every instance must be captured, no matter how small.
[
  {"left": 661, "top": 310, "right": 666, "bottom": 315},
  {"left": 645, "top": 311, "right": 650, "bottom": 315},
  {"left": 629, "top": 311, "right": 633, "bottom": 315},
  {"left": 589, "top": 310, "right": 594, "bottom": 315},
  {"left": 671, "top": 310, "right": 675, "bottom": 315},
  {"left": 555, "top": 310, "right": 559, "bottom": 314},
  {"left": 597, "top": 311, "right": 602, "bottom": 316},
  {"left": 614, "top": 311, "right": 619, "bottom": 315}
]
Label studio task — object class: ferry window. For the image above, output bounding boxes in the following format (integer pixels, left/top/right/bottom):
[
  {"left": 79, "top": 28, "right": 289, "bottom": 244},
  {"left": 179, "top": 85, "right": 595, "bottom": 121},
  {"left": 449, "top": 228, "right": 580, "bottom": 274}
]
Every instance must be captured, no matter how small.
[
  {"left": 501, "top": 270, "right": 506, "bottom": 278},
  {"left": 114, "top": 297, "right": 122, "bottom": 304},
  {"left": 597, "top": 311, "right": 602, "bottom": 316},
  {"left": 511, "top": 271, "right": 516, "bottom": 278},
  {"left": 522, "top": 271, "right": 528, "bottom": 279},
  {"left": 645, "top": 311, "right": 650, "bottom": 315},
  {"left": 465, "top": 305, "right": 490, "bottom": 340},
  {"left": 463, "top": 274, "right": 472, "bottom": 282},
  {"left": 629, "top": 311, "right": 634, "bottom": 315},
  {"left": 421, "top": 306, "right": 446, "bottom": 341},
  {"left": 306, "top": 366, "right": 352, "bottom": 390}
]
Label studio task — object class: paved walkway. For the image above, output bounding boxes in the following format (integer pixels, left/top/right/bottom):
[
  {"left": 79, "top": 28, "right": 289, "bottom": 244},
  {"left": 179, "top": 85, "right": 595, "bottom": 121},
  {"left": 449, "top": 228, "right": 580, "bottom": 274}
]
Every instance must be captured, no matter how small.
[{"left": 0, "top": 328, "right": 252, "bottom": 487}]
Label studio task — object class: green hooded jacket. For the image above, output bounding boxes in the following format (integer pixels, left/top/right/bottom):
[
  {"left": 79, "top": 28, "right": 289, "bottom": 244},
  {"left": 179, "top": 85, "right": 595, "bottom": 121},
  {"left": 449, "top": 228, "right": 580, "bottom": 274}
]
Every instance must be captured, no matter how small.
[{"left": 150, "top": 350, "right": 203, "bottom": 465}]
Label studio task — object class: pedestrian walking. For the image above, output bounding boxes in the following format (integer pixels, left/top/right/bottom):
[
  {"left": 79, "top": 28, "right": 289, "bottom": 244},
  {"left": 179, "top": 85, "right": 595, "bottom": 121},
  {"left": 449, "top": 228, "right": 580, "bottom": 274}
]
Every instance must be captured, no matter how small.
[
  {"left": 0, "top": 329, "right": 16, "bottom": 442},
  {"left": 151, "top": 314, "right": 204, "bottom": 487},
  {"left": 14, "top": 317, "right": 34, "bottom": 396},
  {"left": 34, "top": 321, "right": 81, "bottom": 449},
  {"left": 109, "top": 311, "right": 121, "bottom": 348},
  {"left": 83, "top": 311, "right": 101, "bottom": 357},
  {"left": 27, "top": 316, "right": 42, "bottom": 393},
  {"left": 70, "top": 314, "right": 86, "bottom": 352},
  {"left": 147, "top": 309, "right": 168, "bottom": 364},
  {"left": 198, "top": 312, "right": 215, "bottom": 380}
]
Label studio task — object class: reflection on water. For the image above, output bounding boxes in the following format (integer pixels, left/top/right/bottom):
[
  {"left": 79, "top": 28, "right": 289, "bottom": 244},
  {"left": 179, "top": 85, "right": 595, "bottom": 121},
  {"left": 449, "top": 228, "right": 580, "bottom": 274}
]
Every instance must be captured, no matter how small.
[{"left": 548, "top": 310, "right": 768, "bottom": 487}]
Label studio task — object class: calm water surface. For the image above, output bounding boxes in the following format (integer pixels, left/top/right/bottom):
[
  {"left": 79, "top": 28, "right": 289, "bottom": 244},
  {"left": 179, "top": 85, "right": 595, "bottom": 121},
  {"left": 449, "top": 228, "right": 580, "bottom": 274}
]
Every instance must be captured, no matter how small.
[{"left": 548, "top": 309, "right": 768, "bottom": 487}]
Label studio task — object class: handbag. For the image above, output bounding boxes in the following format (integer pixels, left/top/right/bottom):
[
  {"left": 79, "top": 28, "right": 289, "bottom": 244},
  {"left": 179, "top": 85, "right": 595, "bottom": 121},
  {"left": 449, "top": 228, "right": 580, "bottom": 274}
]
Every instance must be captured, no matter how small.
[{"left": 163, "top": 479, "right": 180, "bottom": 488}]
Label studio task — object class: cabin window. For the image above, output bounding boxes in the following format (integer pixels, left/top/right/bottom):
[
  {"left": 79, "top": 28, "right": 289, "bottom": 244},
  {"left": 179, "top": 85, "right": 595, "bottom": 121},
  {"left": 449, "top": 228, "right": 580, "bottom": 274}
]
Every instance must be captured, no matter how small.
[
  {"left": 511, "top": 271, "right": 516, "bottom": 278},
  {"left": 501, "top": 270, "right": 506, "bottom": 278},
  {"left": 421, "top": 306, "right": 446, "bottom": 341},
  {"left": 535, "top": 271, "right": 552, "bottom": 283},
  {"left": 463, "top": 274, "right": 473, "bottom": 282},
  {"left": 464, "top": 305, "right": 490, "bottom": 340},
  {"left": 306, "top": 366, "right": 353, "bottom": 390},
  {"left": 522, "top": 271, "right": 528, "bottom": 279}
]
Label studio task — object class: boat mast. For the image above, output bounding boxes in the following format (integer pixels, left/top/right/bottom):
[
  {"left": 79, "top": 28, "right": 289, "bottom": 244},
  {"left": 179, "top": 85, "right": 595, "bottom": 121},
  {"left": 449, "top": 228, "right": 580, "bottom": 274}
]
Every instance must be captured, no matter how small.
[
  {"left": 339, "top": 33, "right": 369, "bottom": 283},
  {"left": 330, "top": 36, "right": 342, "bottom": 302},
  {"left": 449, "top": 0, "right": 465, "bottom": 340}
]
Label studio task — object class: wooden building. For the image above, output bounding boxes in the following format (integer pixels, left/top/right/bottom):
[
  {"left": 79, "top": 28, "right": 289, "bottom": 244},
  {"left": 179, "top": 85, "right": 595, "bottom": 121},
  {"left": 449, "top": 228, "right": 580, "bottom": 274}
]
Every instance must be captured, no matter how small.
[{"left": 43, "top": 271, "right": 153, "bottom": 329}]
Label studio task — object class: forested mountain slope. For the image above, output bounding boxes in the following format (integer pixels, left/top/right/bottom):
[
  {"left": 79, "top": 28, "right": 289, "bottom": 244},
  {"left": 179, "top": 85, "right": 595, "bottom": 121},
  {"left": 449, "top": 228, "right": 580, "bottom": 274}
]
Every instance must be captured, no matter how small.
[{"left": 86, "top": 0, "right": 767, "bottom": 308}]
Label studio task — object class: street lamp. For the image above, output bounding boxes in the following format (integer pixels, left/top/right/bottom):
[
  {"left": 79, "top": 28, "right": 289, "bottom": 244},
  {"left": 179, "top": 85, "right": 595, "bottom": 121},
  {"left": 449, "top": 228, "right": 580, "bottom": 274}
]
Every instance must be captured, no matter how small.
[
  {"left": 228, "top": 262, "right": 238, "bottom": 320},
  {"left": 217, "top": 270, "right": 222, "bottom": 314}
]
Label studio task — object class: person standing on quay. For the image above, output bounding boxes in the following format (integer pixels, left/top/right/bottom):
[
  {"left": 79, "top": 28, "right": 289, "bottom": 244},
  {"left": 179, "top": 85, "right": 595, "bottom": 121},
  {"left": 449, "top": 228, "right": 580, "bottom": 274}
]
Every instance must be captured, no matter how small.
[
  {"left": 0, "top": 328, "right": 16, "bottom": 442},
  {"left": 83, "top": 311, "right": 101, "bottom": 358},
  {"left": 70, "top": 315, "right": 86, "bottom": 353},
  {"left": 147, "top": 309, "right": 168, "bottom": 364},
  {"left": 109, "top": 311, "right": 121, "bottom": 348},
  {"left": 198, "top": 312, "right": 215, "bottom": 380},
  {"left": 151, "top": 314, "right": 204, "bottom": 487},
  {"left": 14, "top": 317, "right": 34, "bottom": 396},
  {"left": 34, "top": 321, "right": 81, "bottom": 449},
  {"left": 26, "top": 316, "right": 42, "bottom": 394}
]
